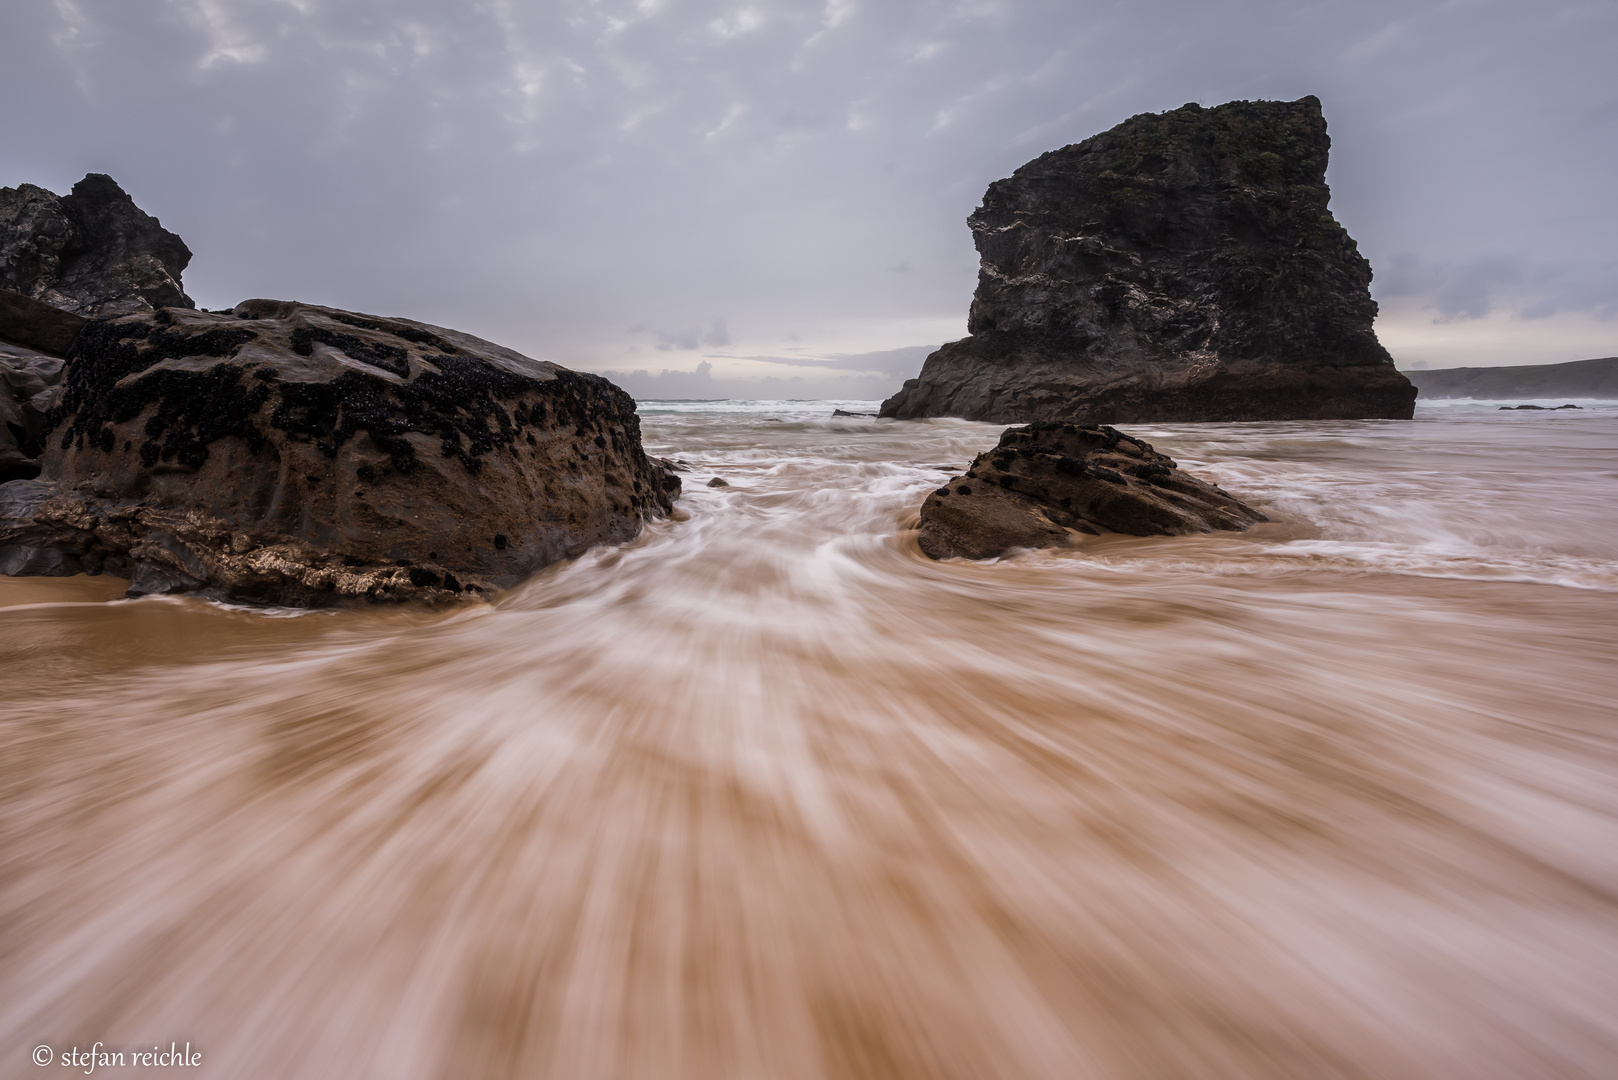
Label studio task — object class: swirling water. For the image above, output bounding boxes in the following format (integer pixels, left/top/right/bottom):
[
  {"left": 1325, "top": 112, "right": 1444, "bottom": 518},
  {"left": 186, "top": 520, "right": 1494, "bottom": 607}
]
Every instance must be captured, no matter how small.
[{"left": 2, "top": 400, "right": 1617, "bottom": 1079}]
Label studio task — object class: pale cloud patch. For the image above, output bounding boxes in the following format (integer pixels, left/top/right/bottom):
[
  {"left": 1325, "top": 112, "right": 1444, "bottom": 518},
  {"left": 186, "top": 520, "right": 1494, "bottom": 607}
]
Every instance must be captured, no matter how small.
[
  {"left": 397, "top": 21, "right": 441, "bottom": 61},
  {"left": 1343, "top": 16, "right": 1414, "bottom": 62},
  {"left": 618, "top": 99, "right": 668, "bottom": 133},
  {"left": 928, "top": 73, "right": 1012, "bottom": 135},
  {"left": 706, "top": 103, "right": 746, "bottom": 140},
  {"left": 48, "top": 0, "right": 98, "bottom": 95},
  {"left": 800, "top": 0, "right": 856, "bottom": 53},
  {"left": 50, "top": 0, "right": 94, "bottom": 52},
  {"left": 824, "top": 0, "right": 856, "bottom": 29},
  {"left": 710, "top": 7, "right": 766, "bottom": 42},
  {"left": 179, "top": 0, "right": 270, "bottom": 70}
]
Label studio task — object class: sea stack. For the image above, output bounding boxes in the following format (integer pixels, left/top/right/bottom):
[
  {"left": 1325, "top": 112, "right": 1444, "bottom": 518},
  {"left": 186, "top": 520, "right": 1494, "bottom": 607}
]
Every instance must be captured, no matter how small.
[{"left": 881, "top": 96, "right": 1416, "bottom": 423}]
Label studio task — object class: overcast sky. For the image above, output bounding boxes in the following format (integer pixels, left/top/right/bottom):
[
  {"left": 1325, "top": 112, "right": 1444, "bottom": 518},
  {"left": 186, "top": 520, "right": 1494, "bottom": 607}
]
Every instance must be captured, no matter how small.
[{"left": 4, "top": 0, "right": 1615, "bottom": 397}]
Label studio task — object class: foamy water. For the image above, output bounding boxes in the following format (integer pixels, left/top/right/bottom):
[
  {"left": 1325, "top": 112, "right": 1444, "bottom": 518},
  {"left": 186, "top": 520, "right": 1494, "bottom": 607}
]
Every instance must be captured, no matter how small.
[{"left": 2, "top": 401, "right": 1616, "bottom": 1078}]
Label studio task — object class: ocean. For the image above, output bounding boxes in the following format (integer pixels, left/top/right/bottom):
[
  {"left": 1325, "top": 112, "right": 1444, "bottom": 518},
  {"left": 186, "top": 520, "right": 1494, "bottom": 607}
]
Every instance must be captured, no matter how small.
[{"left": 2, "top": 398, "right": 1616, "bottom": 1078}]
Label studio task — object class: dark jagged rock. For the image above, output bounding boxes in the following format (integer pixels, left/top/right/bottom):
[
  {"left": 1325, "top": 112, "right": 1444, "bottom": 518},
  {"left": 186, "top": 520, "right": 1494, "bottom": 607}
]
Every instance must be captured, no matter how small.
[
  {"left": 882, "top": 97, "right": 1415, "bottom": 423},
  {"left": 917, "top": 423, "right": 1265, "bottom": 560},
  {"left": 0, "top": 173, "right": 194, "bottom": 317},
  {"left": 0, "top": 300, "right": 680, "bottom": 605}
]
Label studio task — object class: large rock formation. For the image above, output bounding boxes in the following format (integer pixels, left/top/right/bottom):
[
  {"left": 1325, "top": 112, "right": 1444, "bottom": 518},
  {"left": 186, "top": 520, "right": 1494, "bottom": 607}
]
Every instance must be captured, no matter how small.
[
  {"left": 0, "top": 301, "right": 680, "bottom": 604},
  {"left": 0, "top": 173, "right": 194, "bottom": 316},
  {"left": 882, "top": 97, "right": 1415, "bottom": 423},
  {"left": 917, "top": 423, "right": 1265, "bottom": 560}
]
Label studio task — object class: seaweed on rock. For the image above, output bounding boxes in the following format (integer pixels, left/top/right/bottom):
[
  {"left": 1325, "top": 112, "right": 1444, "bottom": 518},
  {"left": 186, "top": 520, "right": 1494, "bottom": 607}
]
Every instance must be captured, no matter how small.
[
  {"left": 10, "top": 301, "right": 678, "bottom": 606},
  {"left": 52, "top": 319, "right": 262, "bottom": 463}
]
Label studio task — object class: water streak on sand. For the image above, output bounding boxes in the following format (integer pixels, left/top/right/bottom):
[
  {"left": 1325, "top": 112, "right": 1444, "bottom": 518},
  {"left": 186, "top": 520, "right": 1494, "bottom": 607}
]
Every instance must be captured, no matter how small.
[{"left": 2, "top": 402, "right": 1617, "bottom": 1078}]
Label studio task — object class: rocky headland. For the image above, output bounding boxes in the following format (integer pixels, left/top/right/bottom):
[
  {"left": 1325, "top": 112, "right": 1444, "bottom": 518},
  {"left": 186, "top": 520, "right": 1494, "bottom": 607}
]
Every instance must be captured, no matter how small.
[
  {"left": 882, "top": 97, "right": 1415, "bottom": 423},
  {"left": 1403, "top": 357, "right": 1618, "bottom": 400},
  {"left": 917, "top": 423, "right": 1266, "bottom": 560},
  {"left": 0, "top": 176, "right": 680, "bottom": 605}
]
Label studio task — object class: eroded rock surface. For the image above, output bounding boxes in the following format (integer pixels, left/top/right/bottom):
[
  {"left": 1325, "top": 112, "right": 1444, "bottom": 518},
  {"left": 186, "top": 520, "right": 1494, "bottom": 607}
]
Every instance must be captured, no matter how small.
[
  {"left": 1, "top": 300, "right": 680, "bottom": 604},
  {"left": 0, "top": 338, "right": 65, "bottom": 481},
  {"left": 0, "top": 174, "right": 194, "bottom": 317},
  {"left": 882, "top": 97, "right": 1415, "bottom": 423},
  {"left": 917, "top": 423, "right": 1265, "bottom": 560}
]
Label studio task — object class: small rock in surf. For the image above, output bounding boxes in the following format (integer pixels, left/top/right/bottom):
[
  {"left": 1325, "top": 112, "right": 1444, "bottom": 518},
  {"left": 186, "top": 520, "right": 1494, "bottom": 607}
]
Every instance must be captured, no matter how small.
[{"left": 918, "top": 422, "right": 1266, "bottom": 560}]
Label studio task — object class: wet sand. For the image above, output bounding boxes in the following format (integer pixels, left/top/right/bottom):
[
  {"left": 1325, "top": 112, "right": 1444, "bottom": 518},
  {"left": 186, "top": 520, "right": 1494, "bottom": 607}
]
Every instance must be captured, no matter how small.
[{"left": 2, "top": 406, "right": 1615, "bottom": 1078}]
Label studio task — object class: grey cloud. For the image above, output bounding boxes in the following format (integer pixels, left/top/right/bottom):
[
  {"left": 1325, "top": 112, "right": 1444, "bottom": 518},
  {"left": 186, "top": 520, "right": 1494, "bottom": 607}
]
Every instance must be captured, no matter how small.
[
  {"left": 703, "top": 318, "right": 731, "bottom": 347},
  {"left": 1433, "top": 255, "right": 1525, "bottom": 322},
  {"left": 1589, "top": 98, "right": 1618, "bottom": 126},
  {"left": 605, "top": 359, "right": 719, "bottom": 399},
  {"left": 1375, "top": 253, "right": 1617, "bottom": 323},
  {"left": 636, "top": 317, "right": 732, "bottom": 351},
  {"left": 2, "top": 1, "right": 1615, "bottom": 372}
]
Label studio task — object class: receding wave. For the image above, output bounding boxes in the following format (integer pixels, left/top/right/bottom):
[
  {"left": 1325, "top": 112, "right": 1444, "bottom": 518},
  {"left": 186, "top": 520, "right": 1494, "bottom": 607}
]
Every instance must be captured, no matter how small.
[{"left": 2, "top": 402, "right": 1616, "bottom": 1078}]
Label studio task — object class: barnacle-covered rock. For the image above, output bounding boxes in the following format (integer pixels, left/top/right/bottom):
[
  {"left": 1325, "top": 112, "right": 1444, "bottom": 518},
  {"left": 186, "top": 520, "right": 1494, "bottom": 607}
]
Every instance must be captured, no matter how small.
[{"left": 0, "top": 300, "right": 680, "bottom": 604}]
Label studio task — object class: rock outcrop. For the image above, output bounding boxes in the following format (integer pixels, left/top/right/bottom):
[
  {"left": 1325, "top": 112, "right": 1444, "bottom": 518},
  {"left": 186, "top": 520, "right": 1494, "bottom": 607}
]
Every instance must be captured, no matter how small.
[
  {"left": 917, "top": 423, "right": 1265, "bottom": 560},
  {"left": 0, "top": 173, "right": 194, "bottom": 317},
  {"left": 0, "top": 300, "right": 681, "bottom": 604},
  {"left": 882, "top": 97, "right": 1415, "bottom": 423}
]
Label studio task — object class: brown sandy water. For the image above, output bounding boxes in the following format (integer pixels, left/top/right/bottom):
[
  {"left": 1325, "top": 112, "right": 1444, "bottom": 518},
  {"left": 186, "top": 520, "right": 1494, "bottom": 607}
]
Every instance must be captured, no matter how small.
[{"left": 2, "top": 402, "right": 1616, "bottom": 1079}]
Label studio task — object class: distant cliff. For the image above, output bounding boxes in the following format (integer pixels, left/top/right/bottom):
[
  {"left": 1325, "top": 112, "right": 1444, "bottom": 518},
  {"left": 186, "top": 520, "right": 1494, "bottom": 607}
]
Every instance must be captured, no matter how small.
[
  {"left": 882, "top": 96, "right": 1414, "bottom": 423},
  {"left": 1404, "top": 357, "right": 1618, "bottom": 399}
]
